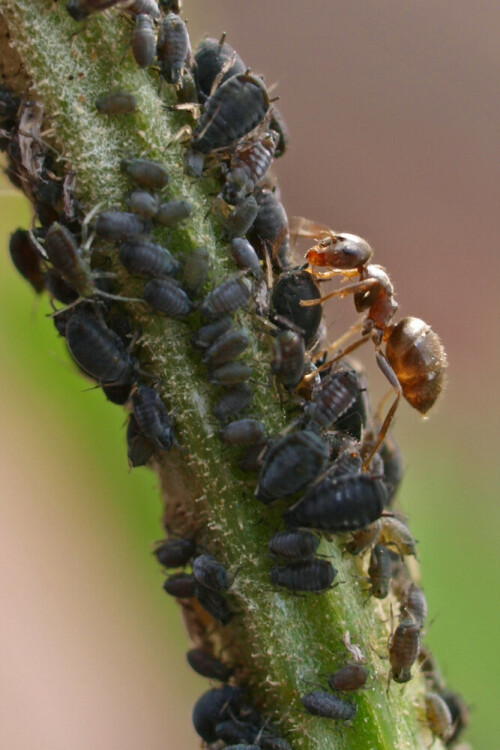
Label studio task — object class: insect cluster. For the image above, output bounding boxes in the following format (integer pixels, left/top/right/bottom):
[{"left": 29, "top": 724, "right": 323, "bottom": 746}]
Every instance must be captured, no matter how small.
[{"left": 2, "top": 1, "right": 467, "bottom": 748}]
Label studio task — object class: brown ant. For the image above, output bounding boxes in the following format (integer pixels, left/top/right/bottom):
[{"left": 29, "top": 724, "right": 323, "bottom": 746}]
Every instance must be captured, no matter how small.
[{"left": 290, "top": 217, "right": 448, "bottom": 466}]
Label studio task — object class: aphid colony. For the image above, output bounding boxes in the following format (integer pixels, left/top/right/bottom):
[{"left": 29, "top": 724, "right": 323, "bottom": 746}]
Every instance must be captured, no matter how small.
[{"left": 2, "top": 1, "right": 466, "bottom": 747}]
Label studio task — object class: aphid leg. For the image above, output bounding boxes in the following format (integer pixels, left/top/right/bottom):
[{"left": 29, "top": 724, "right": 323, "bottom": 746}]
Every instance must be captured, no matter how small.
[
  {"left": 361, "top": 351, "right": 402, "bottom": 468},
  {"left": 210, "top": 51, "right": 237, "bottom": 96},
  {"left": 81, "top": 201, "right": 104, "bottom": 254},
  {"left": 300, "top": 276, "right": 380, "bottom": 307},
  {"left": 164, "top": 123, "right": 192, "bottom": 149}
]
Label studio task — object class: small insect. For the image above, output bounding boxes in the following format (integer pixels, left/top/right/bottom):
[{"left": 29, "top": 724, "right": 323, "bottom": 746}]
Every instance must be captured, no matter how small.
[
  {"left": 44, "top": 268, "right": 79, "bottom": 305},
  {"left": 132, "top": 384, "right": 174, "bottom": 450},
  {"left": 216, "top": 719, "right": 259, "bottom": 746},
  {"left": 191, "top": 71, "right": 270, "bottom": 155},
  {"left": 158, "top": 0, "right": 181, "bottom": 13},
  {"left": 66, "top": 0, "right": 122, "bottom": 22},
  {"left": 439, "top": 691, "right": 469, "bottom": 744},
  {"left": 0, "top": 86, "right": 19, "bottom": 121},
  {"left": 156, "top": 199, "right": 192, "bottom": 226},
  {"left": 219, "top": 418, "right": 266, "bottom": 446},
  {"left": 183, "top": 246, "right": 209, "bottom": 295},
  {"left": 270, "top": 559, "right": 336, "bottom": 593},
  {"left": 192, "top": 554, "right": 230, "bottom": 592},
  {"left": 95, "top": 210, "right": 150, "bottom": 242},
  {"left": 194, "top": 35, "right": 246, "bottom": 101},
  {"left": 126, "top": 0, "right": 160, "bottom": 16},
  {"left": 132, "top": 14, "right": 157, "bottom": 68},
  {"left": 43, "top": 222, "right": 95, "bottom": 297},
  {"left": 153, "top": 537, "right": 196, "bottom": 568},
  {"left": 301, "top": 691, "right": 356, "bottom": 721},
  {"left": 213, "top": 383, "right": 253, "bottom": 423},
  {"left": 424, "top": 692, "right": 454, "bottom": 743},
  {"left": 388, "top": 617, "right": 421, "bottom": 683},
  {"left": 195, "top": 583, "right": 232, "bottom": 626},
  {"left": 284, "top": 473, "right": 387, "bottom": 533},
  {"left": 247, "top": 187, "right": 291, "bottom": 271},
  {"left": 327, "top": 664, "right": 369, "bottom": 692},
  {"left": 9, "top": 228, "right": 45, "bottom": 294},
  {"left": 222, "top": 131, "right": 278, "bottom": 205},
  {"left": 207, "top": 362, "right": 253, "bottom": 386},
  {"left": 95, "top": 92, "right": 137, "bottom": 115},
  {"left": 255, "top": 430, "right": 329, "bottom": 504},
  {"left": 237, "top": 440, "right": 268, "bottom": 473},
  {"left": 192, "top": 316, "right": 233, "bottom": 351},
  {"left": 126, "top": 189, "right": 159, "bottom": 219},
  {"left": 66, "top": 313, "right": 134, "bottom": 385},
  {"left": 186, "top": 648, "right": 234, "bottom": 681},
  {"left": 380, "top": 516, "right": 418, "bottom": 557},
  {"left": 271, "top": 330, "right": 305, "bottom": 390},
  {"left": 345, "top": 520, "right": 382, "bottom": 556},
  {"left": 202, "top": 328, "right": 249, "bottom": 368},
  {"left": 268, "top": 530, "right": 320, "bottom": 562},
  {"left": 163, "top": 572, "right": 196, "bottom": 598},
  {"left": 379, "top": 434, "right": 404, "bottom": 505},
  {"left": 192, "top": 686, "right": 243, "bottom": 742},
  {"left": 101, "top": 380, "right": 134, "bottom": 405},
  {"left": 224, "top": 195, "right": 259, "bottom": 239},
  {"left": 143, "top": 277, "right": 193, "bottom": 318},
  {"left": 399, "top": 583, "right": 427, "bottom": 628},
  {"left": 270, "top": 269, "right": 322, "bottom": 349},
  {"left": 199, "top": 275, "right": 252, "bottom": 320},
  {"left": 157, "top": 11, "right": 192, "bottom": 85},
  {"left": 126, "top": 413, "right": 156, "bottom": 467},
  {"left": 229, "top": 238, "right": 262, "bottom": 279},
  {"left": 304, "top": 367, "right": 361, "bottom": 430},
  {"left": 367, "top": 544, "right": 391, "bottom": 599},
  {"left": 269, "top": 106, "right": 289, "bottom": 158},
  {"left": 118, "top": 238, "right": 181, "bottom": 278},
  {"left": 121, "top": 157, "right": 169, "bottom": 190}
]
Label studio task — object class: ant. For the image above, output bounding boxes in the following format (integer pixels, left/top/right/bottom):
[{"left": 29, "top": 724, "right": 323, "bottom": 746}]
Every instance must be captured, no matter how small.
[{"left": 290, "top": 217, "right": 448, "bottom": 466}]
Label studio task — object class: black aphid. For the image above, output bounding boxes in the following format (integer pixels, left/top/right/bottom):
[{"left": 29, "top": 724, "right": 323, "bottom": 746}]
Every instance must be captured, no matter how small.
[
  {"left": 327, "top": 664, "right": 369, "bottom": 692},
  {"left": 192, "top": 554, "right": 230, "bottom": 592},
  {"left": 304, "top": 368, "right": 361, "bottom": 429},
  {"left": 224, "top": 195, "right": 259, "bottom": 239},
  {"left": 132, "top": 385, "right": 173, "bottom": 450},
  {"left": 219, "top": 419, "right": 266, "bottom": 446},
  {"left": 368, "top": 544, "right": 391, "bottom": 599},
  {"left": 194, "top": 35, "right": 246, "bottom": 100},
  {"left": 186, "top": 648, "right": 234, "bottom": 681},
  {"left": 94, "top": 211, "right": 150, "bottom": 242},
  {"left": 183, "top": 247, "right": 209, "bottom": 295},
  {"left": 200, "top": 275, "right": 252, "bottom": 320},
  {"left": 132, "top": 14, "right": 157, "bottom": 69},
  {"left": 9, "top": 228, "right": 45, "bottom": 293},
  {"left": 119, "top": 239, "right": 181, "bottom": 278},
  {"left": 271, "top": 330, "right": 305, "bottom": 390},
  {"left": 120, "top": 158, "right": 169, "bottom": 190},
  {"left": 156, "top": 199, "right": 192, "bottom": 226},
  {"left": 143, "top": 277, "right": 193, "bottom": 318},
  {"left": 163, "top": 572, "right": 196, "bottom": 598},
  {"left": 202, "top": 328, "right": 249, "bottom": 367},
  {"left": 229, "top": 238, "right": 262, "bottom": 279},
  {"left": 195, "top": 583, "right": 232, "bottom": 626},
  {"left": 126, "top": 413, "right": 156, "bottom": 467},
  {"left": 126, "top": 190, "right": 159, "bottom": 219},
  {"left": 95, "top": 92, "right": 137, "bottom": 115},
  {"left": 192, "top": 686, "right": 243, "bottom": 742},
  {"left": 192, "top": 316, "right": 233, "bottom": 350},
  {"left": 270, "top": 269, "right": 322, "bottom": 349},
  {"left": 157, "top": 11, "right": 192, "bottom": 85},
  {"left": 154, "top": 537, "right": 196, "bottom": 568},
  {"left": 301, "top": 690, "right": 356, "bottom": 721},
  {"left": 247, "top": 187, "right": 291, "bottom": 271},
  {"left": 268, "top": 530, "right": 320, "bottom": 562},
  {"left": 66, "top": 313, "right": 134, "bottom": 384},
  {"left": 270, "top": 559, "right": 336, "bottom": 593},
  {"left": 213, "top": 383, "right": 253, "bottom": 423}
]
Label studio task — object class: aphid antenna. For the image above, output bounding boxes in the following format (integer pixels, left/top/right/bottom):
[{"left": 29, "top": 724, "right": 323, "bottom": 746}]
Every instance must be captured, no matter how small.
[{"left": 164, "top": 123, "right": 192, "bottom": 149}]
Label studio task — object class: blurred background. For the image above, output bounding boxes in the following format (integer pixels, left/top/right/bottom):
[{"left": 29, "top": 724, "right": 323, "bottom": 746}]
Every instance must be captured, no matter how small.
[{"left": 1, "top": 1, "right": 499, "bottom": 748}]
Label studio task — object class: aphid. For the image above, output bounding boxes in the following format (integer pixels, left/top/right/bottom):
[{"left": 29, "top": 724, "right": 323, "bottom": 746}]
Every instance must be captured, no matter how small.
[
  {"left": 222, "top": 131, "right": 278, "bottom": 205},
  {"left": 163, "top": 572, "right": 196, "bottom": 598},
  {"left": 183, "top": 246, "right": 209, "bottom": 295},
  {"left": 158, "top": 0, "right": 181, "bottom": 13},
  {"left": 66, "top": 313, "right": 134, "bottom": 384},
  {"left": 269, "top": 106, "right": 289, "bottom": 158},
  {"left": 270, "top": 269, "right": 322, "bottom": 349},
  {"left": 44, "top": 222, "right": 95, "bottom": 297},
  {"left": 216, "top": 720, "right": 259, "bottom": 746},
  {"left": 126, "top": 413, "right": 156, "bottom": 467},
  {"left": 119, "top": 239, "right": 181, "bottom": 278},
  {"left": 45, "top": 269, "right": 79, "bottom": 305},
  {"left": 126, "top": 189, "right": 159, "bottom": 219},
  {"left": 191, "top": 71, "right": 270, "bottom": 155},
  {"left": 327, "top": 444, "right": 363, "bottom": 478},
  {"left": 66, "top": 0, "right": 121, "bottom": 22},
  {"left": 143, "top": 277, "right": 193, "bottom": 318},
  {"left": 219, "top": 418, "right": 266, "bottom": 446},
  {"left": 121, "top": 157, "right": 169, "bottom": 190},
  {"left": 195, "top": 583, "right": 232, "bottom": 626},
  {"left": 132, "top": 384, "right": 174, "bottom": 450},
  {"left": 199, "top": 275, "right": 252, "bottom": 320},
  {"left": 304, "top": 367, "right": 360, "bottom": 429},
  {"left": 284, "top": 473, "right": 387, "bottom": 533},
  {"left": 271, "top": 330, "right": 305, "bottom": 390},
  {"left": 154, "top": 537, "right": 196, "bottom": 568},
  {"left": 399, "top": 583, "right": 427, "bottom": 628},
  {"left": 237, "top": 440, "right": 268, "bottom": 473},
  {"left": 379, "top": 433, "right": 404, "bottom": 505},
  {"left": 301, "top": 691, "right": 356, "bottom": 721},
  {"left": 126, "top": 0, "right": 160, "bottom": 17},
  {"left": 270, "top": 559, "right": 336, "bottom": 593},
  {"left": 192, "top": 686, "right": 243, "bottom": 742},
  {"left": 268, "top": 530, "right": 320, "bottom": 562},
  {"left": 94, "top": 210, "right": 150, "bottom": 242},
  {"left": 186, "top": 648, "right": 233, "bottom": 681},
  {"left": 327, "top": 664, "right": 369, "bottom": 692},
  {"left": 194, "top": 35, "right": 246, "bottom": 100},
  {"left": 0, "top": 86, "right": 19, "bottom": 121},
  {"left": 156, "top": 199, "right": 192, "bottom": 226},
  {"left": 247, "top": 187, "right": 291, "bottom": 271},
  {"left": 192, "top": 316, "right": 232, "bottom": 351},
  {"left": 192, "top": 554, "right": 230, "bottom": 592},
  {"left": 130, "top": 13, "right": 156, "bottom": 68},
  {"left": 440, "top": 691, "right": 469, "bottom": 744},
  {"left": 229, "top": 238, "right": 262, "bottom": 279},
  {"left": 101, "top": 381, "right": 134, "bottom": 405},
  {"left": 95, "top": 92, "right": 137, "bottom": 115},
  {"left": 224, "top": 195, "right": 259, "bottom": 239},
  {"left": 345, "top": 520, "right": 382, "bottom": 556},
  {"left": 367, "top": 544, "right": 391, "bottom": 599},
  {"left": 388, "top": 617, "right": 421, "bottom": 683},
  {"left": 9, "top": 228, "right": 45, "bottom": 294},
  {"left": 380, "top": 517, "right": 417, "bottom": 557},
  {"left": 202, "top": 328, "right": 249, "bottom": 367},
  {"left": 157, "top": 11, "right": 192, "bottom": 85},
  {"left": 255, "top": 430, "right": 329, "bottom": 504},
  {"left": 207, "top": 362, "right": 253, "bottom": 385},
  {"left": 213, "top": 383, "right": 253, "bottom": 423},
  {"left": 424, "top": 692, "right": 453, "bottom": 742}
]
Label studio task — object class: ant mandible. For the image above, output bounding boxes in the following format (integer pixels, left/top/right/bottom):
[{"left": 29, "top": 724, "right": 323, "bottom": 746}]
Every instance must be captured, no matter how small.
[{"left": 290, "top": 217, "right": 448, "bottom": 466}]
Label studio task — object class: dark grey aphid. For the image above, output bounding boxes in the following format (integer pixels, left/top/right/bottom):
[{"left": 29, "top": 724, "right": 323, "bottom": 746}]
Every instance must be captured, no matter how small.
[
  {"left": 94, "top": 211, "right": 150, "bottom": 242},
  {"left": 219, "top": 418, "right": 266, "bottom": 446},
  {"left": 66, "top": 0, "right": 121, "bottom": 22},
  {"left": 156, "top": 199, "right": 192, "bottom": 226},
  {"left": 126, "top": 0, "right": 160, "bottom": 17},
  {"left": 269, "top": 106, "right": 290, "bottom": 157},
  {"left": 95, "top": 92, "right": 137, "bottom": 115},
  {"left": 154, "top": 537, "right": 196, "bottom": 568},
  {"left": 237, "top": 440, "right": 268, "bottom": 473},
  {"left": 101, "top": 381, "right": 134, "bottom": 406},
  {"left": 127, "top": 413, "right": 156, "bottom": 467},
  {"left": 202, "top": 328, "right": 249, "bottom": 367},
  {"left": 283, "top": 473, "right": 387, "bottom": 533},
  {"left": 247, "top": 187, "right": 291, "bottom": 271},
  {"left": 301, "top": 691, "right": 356, "bottom": 721},
  {"left": 192, "top": 686, "right": 243, "bottom": 742},
  {"left": 255, "top": 430, "right": 329, "bottom": 504},
  {"left": 143, "top": 277, "right": 193, "bottom": 318},
  {"left": 44, "top": 222, "right": 94, "bottom": 297},
  {"left": 183, "top": 246, "right": 209, "bottom": 295},
  {"left": 132, "top": 14, "right": 157, "bottom": 68},
  {"left": 327, "top": 664, "right": 369, "bottom": 692},
  {"left": 192, "top": 72, "right": 270, "bottom": 155},
  {"left": 195, "top": 583, "right": 232, "bottom": 626},
  {"left": 9, "top": 228, "right": 45, "bottom": 294},
  {"left": 331, "top": 367, "right": 368, "bottom": 442},
  {"left": 216, "top": 720, "right": 259, "bottom": 746},
  {"left": 157, "top": 12, "right": 192, "bottom": 84},
  {"left": 192, "top": 554, "right": 229, "bottom": 592},
  {"left": 229, "top": 238, "right": 262, "bottom": 279},
  {"left": 183, "top": 148, "right": 205, "bottom": 178},
  {"left": 224, "top": 195, "right": 259, "bottom": 239},
  {"left": 368, "top": 544, "right": 391, "bottom": 599},
  {"left": 186, "top": 648, "right": 233, "bottom": 681},
  {"left": 270, "top": 559, "right": 336, "bottom": 593},
  {"left": 120, "top": 157, "right": 169, "bottom": 190},
  {"left": 270, "top": 269, "right": 322, "bottom": 349},
  {"left": 158, "top": 0, "right": 181, "bottom": 14},
  {"left": 194, "top": 35, "right": 246, "bottom": 100},
  {"left": 207, "top": 362, "right": 253, "bottom": 385},
  {"left": 213, "top": 383, "right": 253, "bottom": 423},
  {"left": 66, "top": 313, "right": 134, "bottom": 384},
  {"left": 260, "top": 738, "right": 292, "bottom": 750},
  {"left": 399, "top": 583, "right": 427, "bottom": 628},
  {"left": 119, "top": 239, "right": 181, "bottom": 278},
  {"left": 271, "top": 330, "right": 305, "bottom": 390},
  {"left": 163, "top": 572, "right": 196, "bottom": 598},
  {"left": 379, "top": 435, "right": 404, "bottom": 506},
  {"left": 45, "top": 269, "right": 79, "bottom": 305},
  {"left": 200, "top": 275, "right": 252, "bottom": 320},
  {"left": 126, "top": 189, "right": 159, "bottom": 219},
  {"left": 192, "top": 316, "right": 232, "bottom": 350},
  {"left": 132, "top": 384, "right": 174, "bottom": 450},
  {"left": 304, "top": 368, "right": 361, "bottom": 429},
  {"left": 223, "top": 131, "right": 279, "bottom": 205},
  {"left": 389, "top": 618, "right": 421, "bottom": 683},
  {"left": 268, "top": 530, "right": 320, "bottom": 562}
]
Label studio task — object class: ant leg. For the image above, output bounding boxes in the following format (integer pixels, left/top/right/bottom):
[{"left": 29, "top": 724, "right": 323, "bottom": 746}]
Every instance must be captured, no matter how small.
[
  {"left": 305, "top": 267, "right": 359, "bottom": 281},
  {"left": 313, "top": 333, "right": 371, "bottom": 376},
  {"left": 300, "top": 277, "right": 379, "bottom": 307},
  {"left": 362, "top": 351, "right": 402, "bottom": 468}
]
